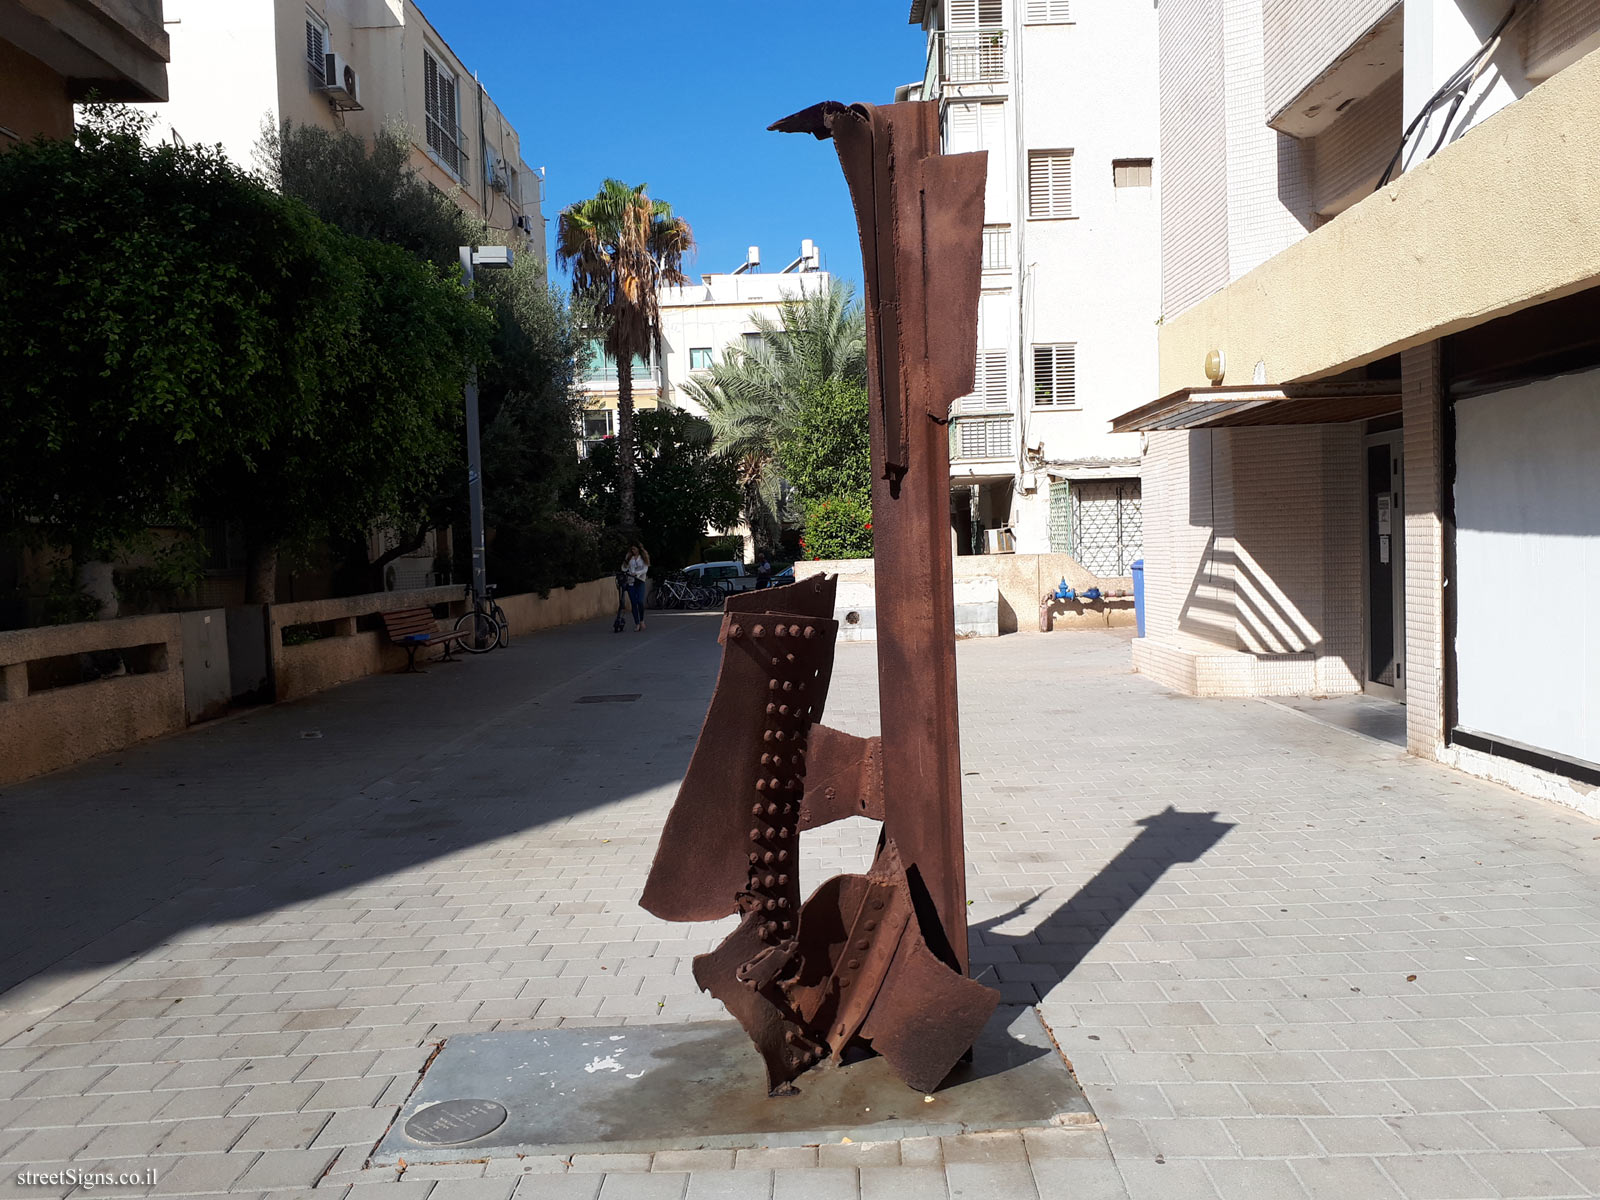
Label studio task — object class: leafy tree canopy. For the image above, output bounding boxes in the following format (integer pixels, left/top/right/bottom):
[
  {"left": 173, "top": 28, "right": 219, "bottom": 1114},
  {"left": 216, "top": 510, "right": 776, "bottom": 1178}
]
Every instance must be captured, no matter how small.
[
  {"left": 579, "top": 409, "right": 740, "bottom": 572},
  {"left": 776, "top": 379, "right": 873, "bottom": 509},
  {"left": 0, "top": 105, "right": 489, "bottom": 602}
]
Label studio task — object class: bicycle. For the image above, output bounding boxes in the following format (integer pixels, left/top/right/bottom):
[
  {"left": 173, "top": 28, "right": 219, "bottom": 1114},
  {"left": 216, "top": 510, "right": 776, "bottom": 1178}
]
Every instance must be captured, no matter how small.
[{"left": 455, "top": 583, "right": 509, "bottom": 653}]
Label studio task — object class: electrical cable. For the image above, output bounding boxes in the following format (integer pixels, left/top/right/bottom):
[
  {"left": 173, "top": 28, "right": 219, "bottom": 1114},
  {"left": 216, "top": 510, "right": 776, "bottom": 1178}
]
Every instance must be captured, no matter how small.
[{"left": 1375, "top": 0, "right": 1532, "bottom": 190}]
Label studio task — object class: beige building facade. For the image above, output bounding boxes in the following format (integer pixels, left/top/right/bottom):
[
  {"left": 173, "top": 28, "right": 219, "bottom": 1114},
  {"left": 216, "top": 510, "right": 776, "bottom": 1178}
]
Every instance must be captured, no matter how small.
[
  {"left": 1124, "top": 0, "right": 1600, "bottom": 816},
  {"left": 0, "top": 0, "right": 169, "bottom": 146},
  {"left": 143, "top": 0, "right": 543, "bottom": 253}
]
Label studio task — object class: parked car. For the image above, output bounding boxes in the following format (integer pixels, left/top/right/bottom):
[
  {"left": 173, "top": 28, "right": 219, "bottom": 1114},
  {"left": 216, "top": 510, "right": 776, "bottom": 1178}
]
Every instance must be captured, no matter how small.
[
  {"left": 771, "top": 565, "right": 795, "bottom": 586},
  {"left": 681, "top": 560, "right": 756, "bottom": 592}
]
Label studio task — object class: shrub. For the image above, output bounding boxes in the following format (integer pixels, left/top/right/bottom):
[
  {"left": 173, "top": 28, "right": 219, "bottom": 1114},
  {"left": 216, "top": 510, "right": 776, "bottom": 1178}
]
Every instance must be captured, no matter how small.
[{"left": 799, "top": 495, "right": 873, "bottom": 561}]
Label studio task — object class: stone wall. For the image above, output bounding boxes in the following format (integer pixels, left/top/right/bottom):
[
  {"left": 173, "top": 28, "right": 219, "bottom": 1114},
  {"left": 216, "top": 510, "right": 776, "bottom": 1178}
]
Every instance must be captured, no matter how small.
[
  {"left": 793, "top": 554, "right": 1129, "bottom": 638},
  {"left": 0, "top": 613, "right": 186, "bottom": 786}
]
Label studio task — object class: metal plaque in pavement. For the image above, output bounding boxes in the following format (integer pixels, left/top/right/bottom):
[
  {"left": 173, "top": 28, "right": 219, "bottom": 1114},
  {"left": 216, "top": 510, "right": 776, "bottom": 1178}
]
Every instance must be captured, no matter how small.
[{"left": 403, "top": 1098, "right": 509, "bottom": 1146}]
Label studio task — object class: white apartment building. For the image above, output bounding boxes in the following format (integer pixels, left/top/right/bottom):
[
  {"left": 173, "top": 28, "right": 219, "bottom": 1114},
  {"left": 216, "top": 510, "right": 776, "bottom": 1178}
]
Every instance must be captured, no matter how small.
[
  {"left": 904, "top": 0, "right": 1160, "bottom": 572},
  {"left": 578, "top": 243, "right": 831, "bottom": 455},
  {"left": 140, "top": 0, "right": 544, "bottom": 254},
  {"left": 1122, "top": 0, "right": 1600, "bottom": 814}
]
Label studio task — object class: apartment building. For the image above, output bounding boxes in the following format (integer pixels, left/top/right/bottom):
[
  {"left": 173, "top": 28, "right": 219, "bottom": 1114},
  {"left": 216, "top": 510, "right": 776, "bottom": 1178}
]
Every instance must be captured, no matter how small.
[
  {"left": 1122, "top": 0, "right": 1600, "bottom": 814},
  {"left": 904, "top": 0, "right": 1159, "bottom": 571},
  {"left": 142, "top": 0, "right": 543, "bottom": 253},
  {"left": 1, "top": 0, "right": 169, "bottom": 146},
  {"left": 577, "top": 242, "right": 831, "bottom": 456}
]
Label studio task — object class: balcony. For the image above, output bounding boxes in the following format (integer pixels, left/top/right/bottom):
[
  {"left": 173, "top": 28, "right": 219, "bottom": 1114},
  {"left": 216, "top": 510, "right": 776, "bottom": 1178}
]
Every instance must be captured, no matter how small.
[
  {"left": 950, "top": 414, "right": 1014, "bottom": 462},
  {"left": 929, "top": 28, "right": 1009, "bottom": 91},
  {"left": 982, "top": 225, "right": 1011, "bottom": 271}
]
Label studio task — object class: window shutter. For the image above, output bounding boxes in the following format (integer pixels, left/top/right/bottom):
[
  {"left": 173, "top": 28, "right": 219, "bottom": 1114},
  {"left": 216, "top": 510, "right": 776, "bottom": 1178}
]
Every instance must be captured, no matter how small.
[
  {"left": 305, "top": 20, "right": 325, "bottom": 80},
  {"left": 973, "top": 350, "right": 1009, "bottom": 410},
  {"left": 946, "top": 0, "right": 978, "bottom": 29},
  {"left": 1033, "top": 343, "right": 1077, "bottom": 406},
  {"left": 1028, "top": 149, "right": 1073, "bottom": 219},
  {"left": 424, "top": 50, "right": 439, "bottom": 121},
  {"left": 1025, "top": 0, "right": 1071, "bottom": 22},
  {"left": 946, "top": 103, "right": 980, "bottom": 152}
]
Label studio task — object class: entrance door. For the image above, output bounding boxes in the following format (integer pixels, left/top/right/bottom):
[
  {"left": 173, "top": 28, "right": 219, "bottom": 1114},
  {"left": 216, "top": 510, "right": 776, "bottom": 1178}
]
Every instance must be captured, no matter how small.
[{"left": 1365, "top": 432, "right": 1405, "bottom": 699}]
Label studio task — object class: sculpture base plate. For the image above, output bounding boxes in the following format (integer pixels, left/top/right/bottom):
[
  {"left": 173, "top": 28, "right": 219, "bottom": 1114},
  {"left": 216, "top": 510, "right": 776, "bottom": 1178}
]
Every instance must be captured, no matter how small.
[{"left": 373, "top": 1006, "right": 1089, "bottom": 1164}]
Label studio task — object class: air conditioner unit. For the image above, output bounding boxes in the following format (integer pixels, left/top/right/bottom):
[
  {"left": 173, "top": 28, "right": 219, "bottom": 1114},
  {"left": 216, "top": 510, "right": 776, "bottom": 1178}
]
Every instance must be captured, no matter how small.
[{"left": 320, "top": 52, "right": 361, "bottom": 108}]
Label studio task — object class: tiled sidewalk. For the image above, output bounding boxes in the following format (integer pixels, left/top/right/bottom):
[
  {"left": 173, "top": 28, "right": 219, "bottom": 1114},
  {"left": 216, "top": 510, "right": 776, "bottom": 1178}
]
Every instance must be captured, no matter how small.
[{"left": 1, "top": 616, "right": 1598, "bottom": 1199}]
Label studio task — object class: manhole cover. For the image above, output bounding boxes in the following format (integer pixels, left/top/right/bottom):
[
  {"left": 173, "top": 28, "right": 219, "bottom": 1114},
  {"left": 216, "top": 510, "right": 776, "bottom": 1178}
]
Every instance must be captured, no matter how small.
[
  {"left": 576, "top": 694, "right": 641, "bottom": 704},
  {"left": 403, "top": 1098, "right": 509, "bottom": 1146}
]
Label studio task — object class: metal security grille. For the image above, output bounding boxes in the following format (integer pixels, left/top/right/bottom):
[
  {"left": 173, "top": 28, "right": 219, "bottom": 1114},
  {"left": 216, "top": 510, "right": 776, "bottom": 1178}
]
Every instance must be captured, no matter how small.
[
  {"left": 1068, "top": 479, "right": 1142, "bottom": 576},
  {"left": 1048, "top": 481, "right": 1072, "bottom": 552},
  {"left": 951, "top": 415, "right": 1013, "bottom": 460}
]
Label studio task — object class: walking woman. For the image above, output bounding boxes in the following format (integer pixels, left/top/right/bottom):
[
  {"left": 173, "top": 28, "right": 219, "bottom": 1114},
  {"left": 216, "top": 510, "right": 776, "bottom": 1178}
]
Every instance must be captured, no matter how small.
[{"left": 622, "top": 543, "right": 650, "bottom": 631}]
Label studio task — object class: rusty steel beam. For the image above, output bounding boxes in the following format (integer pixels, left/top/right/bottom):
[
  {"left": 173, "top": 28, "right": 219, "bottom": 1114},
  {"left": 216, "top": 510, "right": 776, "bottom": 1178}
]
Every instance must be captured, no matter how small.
[{"left": 639, "top": 99, "right": 995, "bottom": 1097}]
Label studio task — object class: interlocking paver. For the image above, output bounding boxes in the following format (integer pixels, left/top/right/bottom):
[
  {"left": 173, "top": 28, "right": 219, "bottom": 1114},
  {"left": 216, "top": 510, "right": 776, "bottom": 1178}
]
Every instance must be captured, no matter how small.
[{"left": 2, "top": 624, "right": 1599, "bottom": 1199}]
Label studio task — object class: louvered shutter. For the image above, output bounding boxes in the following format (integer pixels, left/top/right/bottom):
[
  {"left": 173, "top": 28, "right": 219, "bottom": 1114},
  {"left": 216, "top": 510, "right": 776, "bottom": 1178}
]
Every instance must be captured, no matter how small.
[
  {"left": 971, "top": 350, "right": 1009, "bottom": 410},
  {"left": 305, "top": 18, "right": 325, "bottom": 81},
  {"left": 1028, "top": 149, "right": 1073, "bottom": 219},
  {"left": 946, "top": 103, "right": 980, "bottom": 152},
  {"left": 424, "top": 50, "right": 440, "bottom": 146},
  {"left": 1033, "top": 343, "right": 1077, "bottom": 406},
  {"left": 946, "top": 0, "right": 978, "bottom": 28},
  {"left": 1025, "top": 0, "right": 1071, "bottom": 22}
]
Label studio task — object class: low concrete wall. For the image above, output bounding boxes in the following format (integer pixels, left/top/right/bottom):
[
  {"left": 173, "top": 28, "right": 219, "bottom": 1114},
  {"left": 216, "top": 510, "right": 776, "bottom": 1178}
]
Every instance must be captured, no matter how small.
[
  {"left": 796, "top": 561, "right": 1000, "bottom": 640},
  {"left": 797, "top": 554, "right": 1133, "bottom": 635},
  {"left": 269, "top": 585, "right": 462, "bottom": 704},
  {"left": 269, "top": 579, "right": 616, "bottom": 704},
  {"left": 499, "top": 578, "right": 615, "bottom": 635},
  {"left": 0, "top": 613, "right": 186, "bottom": 786}
]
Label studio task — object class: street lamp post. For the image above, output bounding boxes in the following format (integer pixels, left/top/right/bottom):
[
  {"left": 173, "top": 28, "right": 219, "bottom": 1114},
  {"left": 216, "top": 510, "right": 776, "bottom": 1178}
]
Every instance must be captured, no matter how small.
[{"left": 458, "top": 244, "right": 513, "bottom": 606}]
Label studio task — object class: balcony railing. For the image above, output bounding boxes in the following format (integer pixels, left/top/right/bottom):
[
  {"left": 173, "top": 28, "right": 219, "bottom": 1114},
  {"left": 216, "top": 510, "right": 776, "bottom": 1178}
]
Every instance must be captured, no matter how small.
[
  {"left": 982, "top": 225, "right": 1011, "bottom": 271},
  {"left": 950, "top": 414, "right": 1015, "bottom": 461},
  {"left": 931, "top": 28, "right": 1009, "bottom": 87}
]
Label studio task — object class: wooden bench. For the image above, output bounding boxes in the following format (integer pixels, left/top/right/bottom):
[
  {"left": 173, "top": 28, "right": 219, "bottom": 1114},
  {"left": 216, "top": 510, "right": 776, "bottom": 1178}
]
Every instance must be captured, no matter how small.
[{"left": 380, "top": 607, "right": 468, "bottom": 672}]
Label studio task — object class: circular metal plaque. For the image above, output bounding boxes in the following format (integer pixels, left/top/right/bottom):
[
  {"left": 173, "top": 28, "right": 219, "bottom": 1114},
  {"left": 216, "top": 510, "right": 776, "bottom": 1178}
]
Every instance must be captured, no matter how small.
[{"left": 404, "top": 1098, "right": 509, "bottom": 1146}]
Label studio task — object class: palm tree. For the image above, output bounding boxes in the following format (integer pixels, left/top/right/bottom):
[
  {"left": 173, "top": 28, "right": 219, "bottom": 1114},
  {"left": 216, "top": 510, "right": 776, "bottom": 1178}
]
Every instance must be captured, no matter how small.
[
  {"left": 556, "top": 180, "right": 693, "bottom": 528},
  {"left": 682, "top": 278, "right": 865, "bottom": 550}
]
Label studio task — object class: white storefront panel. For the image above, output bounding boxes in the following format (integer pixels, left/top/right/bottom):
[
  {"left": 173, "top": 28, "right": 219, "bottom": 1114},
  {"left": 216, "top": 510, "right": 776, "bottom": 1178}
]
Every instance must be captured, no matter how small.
[{"left": 1454, "top": 368, "right": 1600, "bottom": 768}]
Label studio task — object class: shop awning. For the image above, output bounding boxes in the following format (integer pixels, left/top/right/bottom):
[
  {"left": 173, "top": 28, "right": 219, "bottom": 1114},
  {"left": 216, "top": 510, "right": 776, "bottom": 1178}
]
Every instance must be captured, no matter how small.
[{"left": 1109, "top": 381, "right": 1401, "bottom": 434}]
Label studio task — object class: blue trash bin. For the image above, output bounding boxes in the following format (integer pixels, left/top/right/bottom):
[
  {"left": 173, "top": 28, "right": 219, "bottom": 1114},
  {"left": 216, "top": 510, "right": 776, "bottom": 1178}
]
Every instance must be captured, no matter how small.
[{"left": 1131, "top": 559, "right": 1145, "bottom": 638}]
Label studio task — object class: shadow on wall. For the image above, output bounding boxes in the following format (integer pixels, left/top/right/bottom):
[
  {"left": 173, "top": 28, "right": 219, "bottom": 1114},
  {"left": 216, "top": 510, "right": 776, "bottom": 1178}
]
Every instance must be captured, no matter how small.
[
  {"left": 1175, "top": 530, "right": 1324, "bottom": 656},
  {"left": 970, "top": 806, "right": 1235, "bottom": 1001}
]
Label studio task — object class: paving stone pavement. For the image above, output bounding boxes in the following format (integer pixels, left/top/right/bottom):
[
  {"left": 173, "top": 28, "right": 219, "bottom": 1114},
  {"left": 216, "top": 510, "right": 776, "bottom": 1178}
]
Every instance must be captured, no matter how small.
[{"left": 2, "top": 613, "right": 1599, "bottom": 1199}]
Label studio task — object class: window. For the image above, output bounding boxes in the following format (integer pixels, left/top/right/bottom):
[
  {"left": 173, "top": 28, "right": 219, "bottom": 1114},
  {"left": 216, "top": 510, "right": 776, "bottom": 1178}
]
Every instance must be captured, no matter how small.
[
  {"left": 580, "top": 409, "right": 615, "bottom": 458},
  {"left": 946, "top": 0, "right": 1003, "bottom": 29},
  {"left": 689, "top": 347, "right": 713, "bottom": 371},
  {"left": 741, "top": 332, "right": 762, "bottom": 355},
  {"left": 947, "top": 103, "right": 1008, "bottom": 219},
  {"left": 1024, "top": 0, "right": 1071, "bottom": 22},
  {"left": 1113, "top": 158, "right": 1153, "bottom": 188},
  {"left": 1028, "top": 149, "right": 1074, "bottom": 219},
  {"left": 305, "top": 8, "right": 330, "bottom": 83},
  {"left": 1033, "top": 343, "right": 1077, "bottom": 407},
  {"left": 424, "top": 49, "right": 464, "bottom": 178},
  {"left": 982, "top": 225, "right": 1011, "bottom": 270}
]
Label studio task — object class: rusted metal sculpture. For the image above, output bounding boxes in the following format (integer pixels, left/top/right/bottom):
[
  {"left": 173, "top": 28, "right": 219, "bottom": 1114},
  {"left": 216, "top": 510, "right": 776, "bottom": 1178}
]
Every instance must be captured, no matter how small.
[{"left": 641, "top": 100, "right": 996, "bottom": 1096}]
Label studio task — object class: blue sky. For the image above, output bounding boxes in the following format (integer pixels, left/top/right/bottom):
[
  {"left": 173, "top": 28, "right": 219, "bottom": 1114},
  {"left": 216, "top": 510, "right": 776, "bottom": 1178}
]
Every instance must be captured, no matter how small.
[{"left": 419, "top": 1, "right": 927, "bottom": 293}]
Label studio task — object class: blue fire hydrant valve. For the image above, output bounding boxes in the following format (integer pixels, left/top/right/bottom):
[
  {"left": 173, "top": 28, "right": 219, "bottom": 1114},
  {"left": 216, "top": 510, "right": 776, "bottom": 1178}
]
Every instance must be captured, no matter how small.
[{"left": 1053, "top": 579, "right": 1076, "bottom": 601}]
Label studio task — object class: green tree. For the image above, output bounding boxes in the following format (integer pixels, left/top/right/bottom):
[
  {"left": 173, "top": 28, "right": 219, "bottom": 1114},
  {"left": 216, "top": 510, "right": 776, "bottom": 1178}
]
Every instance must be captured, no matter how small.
[
  {"left": 268, "top": 121, "right": 584, "bottom": 595},
  {"left": 260, "top": 121, "right": 469, "bottom": 269},
  {"left": 579, "top": 409, "right": 740, "bottom": 572},
  {"left": 0, "top": 105, "right": 488, "bottom": 603},
  {"left": 799, "top": 494, "right": 873, "bottom": 561},
  {"left": 775, "top": 379, "right": 873, "bottom": 509},
  {"left": 556, "top": 180, "right": 694, "bottom": 529},
  {"left": 681, "top": 279, "right": 865, "bottom": 548}
]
